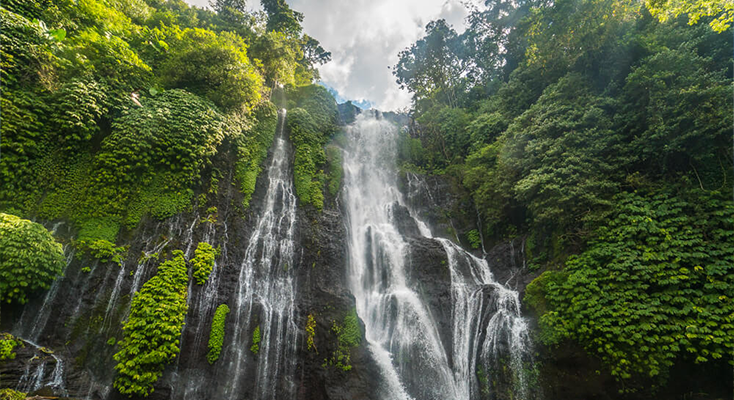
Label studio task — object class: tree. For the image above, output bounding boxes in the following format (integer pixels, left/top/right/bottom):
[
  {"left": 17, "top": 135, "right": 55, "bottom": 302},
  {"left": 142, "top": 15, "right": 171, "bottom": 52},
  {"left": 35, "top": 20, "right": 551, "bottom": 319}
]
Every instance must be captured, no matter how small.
[
  {"left": 501, "top": 74, "right": 621, "bottom": 229},
  {"left": 251, "top": 30, "right": 300, "bottom": 86},
  {"left": 261, "top": 0, "right": 303, "bottom": 37},
  {"left": 210, "top": 0, "right": 248, "bottom": 25},
  {"left": 645, "top": 0, "right": 733, "bottom": 32},
  {"left": 160, "top": 28, "right": 262, "bottom": 111},
  {"left": 394, "top": 19, "right": 468, "bottom": 110}
]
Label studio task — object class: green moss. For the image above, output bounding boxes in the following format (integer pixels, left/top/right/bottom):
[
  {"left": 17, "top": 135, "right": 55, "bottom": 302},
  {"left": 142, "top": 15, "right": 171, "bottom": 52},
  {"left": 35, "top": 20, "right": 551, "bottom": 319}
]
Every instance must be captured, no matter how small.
[
  {"left": 192, "top": 242, "right": 218, "bottom": 285},
  {"left": 325, "top": 145, "right": 343, "bottom": 197},
  {"left": 250, "top": 325, "right": 261, "bottom": 355},
  {"left": 207, "top": 304, "right": 229, "bottom": 364},
  {"left": 0, "top": 213, "right": 65, "bottom": 304},
  {"left": 113, "top": 250, "right": 188, "bottom": 397},
  {"left": 0, "top": 388, "right": 26, "bottom": 400}
]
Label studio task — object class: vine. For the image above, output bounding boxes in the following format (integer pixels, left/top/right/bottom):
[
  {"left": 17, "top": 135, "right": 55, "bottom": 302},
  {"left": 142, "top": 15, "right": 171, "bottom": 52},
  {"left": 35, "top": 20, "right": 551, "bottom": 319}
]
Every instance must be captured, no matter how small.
[
  {"left": 192, "top": 242, "right": 218, "bottom": 285},
  {"left": 207, "top": 304, "right": 230, "bottom": 364},
  {"left": 113, "top": 250, "right": 188, "bottom": 397},
  {"left": 529, "top": 190, "right": 734, "bottom": 389}
]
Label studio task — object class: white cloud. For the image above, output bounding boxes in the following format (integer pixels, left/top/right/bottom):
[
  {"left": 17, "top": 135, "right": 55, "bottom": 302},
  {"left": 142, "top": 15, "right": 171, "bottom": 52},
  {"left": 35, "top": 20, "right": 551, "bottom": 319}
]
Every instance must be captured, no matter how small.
[{"left": 182, "top": 0, "right": 470, "bottom": 110}]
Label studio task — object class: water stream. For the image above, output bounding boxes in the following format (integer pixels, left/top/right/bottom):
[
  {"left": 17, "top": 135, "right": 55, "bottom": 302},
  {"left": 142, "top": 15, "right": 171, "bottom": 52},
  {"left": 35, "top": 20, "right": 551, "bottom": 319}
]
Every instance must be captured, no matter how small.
[
  {"left": 15, "top": 339, "right": 66, "bottom": 395},
  {"left": 222, "top": 109, "right": 299, "bottom": 400}
]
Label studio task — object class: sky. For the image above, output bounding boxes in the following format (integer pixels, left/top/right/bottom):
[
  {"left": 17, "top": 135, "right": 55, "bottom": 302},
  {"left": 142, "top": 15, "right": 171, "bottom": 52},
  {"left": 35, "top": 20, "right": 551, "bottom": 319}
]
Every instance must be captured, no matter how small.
[{"left": 182, "top": 0, "right": 471, "bottom": 111}]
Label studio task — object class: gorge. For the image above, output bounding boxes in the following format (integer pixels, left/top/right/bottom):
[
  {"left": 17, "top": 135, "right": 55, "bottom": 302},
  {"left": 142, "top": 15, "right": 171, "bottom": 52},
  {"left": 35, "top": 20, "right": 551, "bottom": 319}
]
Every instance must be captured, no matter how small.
[{"left": 0, "top": 0, "right": 732, "bottom": 399}]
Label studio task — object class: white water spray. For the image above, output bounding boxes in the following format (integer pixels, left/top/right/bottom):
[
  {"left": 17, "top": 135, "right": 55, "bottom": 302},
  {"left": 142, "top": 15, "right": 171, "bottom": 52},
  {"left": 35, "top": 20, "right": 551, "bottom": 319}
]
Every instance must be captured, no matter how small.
[
  {"left": 223, "top": 109, "right": 299, "bottom": 400},
  {"left": 342, "top": 112, "right": 538, "bottom": 400}
]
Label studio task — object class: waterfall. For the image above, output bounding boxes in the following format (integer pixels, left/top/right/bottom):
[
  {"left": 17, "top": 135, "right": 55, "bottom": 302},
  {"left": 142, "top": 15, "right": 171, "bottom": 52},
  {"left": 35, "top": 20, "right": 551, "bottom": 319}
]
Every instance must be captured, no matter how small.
[
  {"left": 341, "top": 112, "right": 538, "bottom": 400},
  {"left": 19, "top": 245, "right": 76, "bottom": 342},
  {"left": 222, "top": 108, "right": 299, "bottom": 400},
  {"left": 15, "top": 339, "right": 67, "bottom": 395},
  {"left": 101, "top": 260, "right": 126, "bottom": 332},
  {"left": 342, "top": 113, "right": 458, "bottom": 400}
]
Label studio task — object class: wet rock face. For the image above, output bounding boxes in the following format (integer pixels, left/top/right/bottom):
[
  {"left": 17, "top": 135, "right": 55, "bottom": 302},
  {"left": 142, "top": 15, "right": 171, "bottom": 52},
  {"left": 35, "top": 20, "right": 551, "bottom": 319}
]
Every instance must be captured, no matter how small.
[
  {"left": 0, "top": 126, "right": 535, "bottom": 400},
  {"left": 400, "top": 171, "right": 476, "bottom": 244},
  {"left": 295, "top": 203, "right": 382, "bottom": 400},
  {"left": 337, "top": 102, "right": 361, "bottom": 126},
  {"left": 404, "top": 236, "right": 453, "bottom": 359},
  {"left": 389, "top": 203, "right": 421, "bottom": 237},
  {"left": 0, "top": 137, "right": 382, "bottom": 400}
]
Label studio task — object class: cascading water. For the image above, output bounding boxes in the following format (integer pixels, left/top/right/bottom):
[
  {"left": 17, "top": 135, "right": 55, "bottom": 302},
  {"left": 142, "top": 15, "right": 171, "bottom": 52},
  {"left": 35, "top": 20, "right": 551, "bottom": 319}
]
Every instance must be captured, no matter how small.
[
  {"left": 341, "top": 112, "right": 539, "bottom": 400},
  {"left": 342, "top": 113, "right": 458, "bottom": 400},
  {"left": 15, "top": 339, "right": 66, "bottom": 395},
  {"left": 222, "top": 109, "right": 299, "bottom": 400}
]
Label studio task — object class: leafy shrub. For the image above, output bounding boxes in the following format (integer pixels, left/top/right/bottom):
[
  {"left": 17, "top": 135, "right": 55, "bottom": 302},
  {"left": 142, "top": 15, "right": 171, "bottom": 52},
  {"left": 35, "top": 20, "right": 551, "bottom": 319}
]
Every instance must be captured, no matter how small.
[
  {"left": 306, "top": 313, "right": 317, "bottom": 352},
  {"left": 75, "top": 239, "right": 126, "bottom": 265},
  {"left": 0, "top": 213, "right": 65, "bottom": 304},
  {"left": 192, "top": 242, "right": 217, "bottom": 285},
  {"left": 207, "top": 304, "right": 230, "bottom": 364},
  {"left": 466, "top": 229, "right": 481, "bottom": 249},
  {"left": 534, "top": 190, "right": 734, "bottom": 387},
  {"left": 113, "top": 250, "right": 188, "bottom": 397},
  {"left": 0, "top": 333, "right": 21, "bottom": 361}
]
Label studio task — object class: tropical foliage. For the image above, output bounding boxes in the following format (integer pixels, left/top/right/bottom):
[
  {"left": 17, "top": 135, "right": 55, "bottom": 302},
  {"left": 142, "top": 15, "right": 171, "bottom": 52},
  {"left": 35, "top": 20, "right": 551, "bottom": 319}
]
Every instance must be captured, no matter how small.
[
  {"left": 396, "top": 0, "right": 733, "bottom": 391},
  {"left": 0, "top": 0, "right": 332, "bottom": 245},
  {"left": 113, "top": 250, "right": 188, "bottom": 396},
  {"left": 192, "top": 242, "right": 218, "bottom": 285},
  {"left": 0, "top": 333, "right": 21, "bottom": 361},
  {"left": 207, "top": 304, "right": 230, "bottom": 364},
  {"left": 0, "top": 213, "right": 65, "bottom": 304},
  {"left": 286, "top": 84, "right": 339, "bottom": 210}
]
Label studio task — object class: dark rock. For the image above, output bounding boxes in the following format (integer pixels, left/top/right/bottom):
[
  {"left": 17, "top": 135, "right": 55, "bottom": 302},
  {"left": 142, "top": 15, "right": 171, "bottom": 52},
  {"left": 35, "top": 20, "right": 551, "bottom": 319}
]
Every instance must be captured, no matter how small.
[{"left": 337, "top": 102, "right": 361, "bottom": 126}]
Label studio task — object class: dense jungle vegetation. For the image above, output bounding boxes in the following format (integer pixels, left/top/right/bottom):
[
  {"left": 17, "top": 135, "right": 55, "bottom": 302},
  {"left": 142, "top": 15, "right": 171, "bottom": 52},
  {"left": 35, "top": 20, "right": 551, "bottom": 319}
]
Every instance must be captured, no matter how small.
[
  {"left": 0, "top": 0, "right": 339, "bottom": 272},
  {"left": 0, "top": 0, "right": 732, "bottom": 397},
  {"left": 0, "top": 0, "right": 338, "bottom": 395},
  {"left": 393, "top": 0, "right": 733, "bottom": 394}
]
